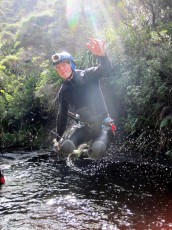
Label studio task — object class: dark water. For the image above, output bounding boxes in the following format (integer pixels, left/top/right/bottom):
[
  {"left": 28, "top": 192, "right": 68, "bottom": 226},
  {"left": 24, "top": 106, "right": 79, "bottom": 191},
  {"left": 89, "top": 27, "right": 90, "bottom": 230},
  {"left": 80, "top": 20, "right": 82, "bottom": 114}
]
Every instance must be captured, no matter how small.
[{"left": 0, "top": 151, "right": 172, "bottom": 230}]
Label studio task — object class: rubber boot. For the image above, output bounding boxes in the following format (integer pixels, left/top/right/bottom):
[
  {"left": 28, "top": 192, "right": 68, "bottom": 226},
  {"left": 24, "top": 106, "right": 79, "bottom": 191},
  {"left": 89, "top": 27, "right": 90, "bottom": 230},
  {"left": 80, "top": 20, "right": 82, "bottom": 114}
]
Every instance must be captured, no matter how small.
[
  {"left": 88, "top": 141, "right": 107, "bottom": 160},
  {"left": 60, "top": 139, "right": 76, "bottom": 157}
]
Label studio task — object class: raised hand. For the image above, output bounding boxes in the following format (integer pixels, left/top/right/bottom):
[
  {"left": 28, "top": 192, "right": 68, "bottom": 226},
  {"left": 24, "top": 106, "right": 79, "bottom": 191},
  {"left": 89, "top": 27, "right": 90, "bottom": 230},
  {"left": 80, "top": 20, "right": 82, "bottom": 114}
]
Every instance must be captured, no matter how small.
[{"left": 86, "top": 38, "right": 106, "bottom": 56}]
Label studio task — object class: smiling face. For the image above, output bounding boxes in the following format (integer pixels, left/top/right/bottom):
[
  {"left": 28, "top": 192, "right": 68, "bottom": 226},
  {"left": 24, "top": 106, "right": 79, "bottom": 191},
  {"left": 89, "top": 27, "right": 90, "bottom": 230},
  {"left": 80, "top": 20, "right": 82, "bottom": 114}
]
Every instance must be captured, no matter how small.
[{"left": 55, "top": 62, "right": 73, "bottom": 80}]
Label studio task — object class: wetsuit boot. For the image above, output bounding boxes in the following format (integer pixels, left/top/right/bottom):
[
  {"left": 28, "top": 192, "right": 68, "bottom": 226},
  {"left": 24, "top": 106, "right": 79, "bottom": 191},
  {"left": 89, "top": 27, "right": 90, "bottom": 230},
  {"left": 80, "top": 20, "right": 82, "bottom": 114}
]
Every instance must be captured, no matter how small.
[
  {"left": 60, "top": 139, "right": 76, "bottom": 157},
  {"left": 88, "top": 141, "right": 107, "bottom": 160}
]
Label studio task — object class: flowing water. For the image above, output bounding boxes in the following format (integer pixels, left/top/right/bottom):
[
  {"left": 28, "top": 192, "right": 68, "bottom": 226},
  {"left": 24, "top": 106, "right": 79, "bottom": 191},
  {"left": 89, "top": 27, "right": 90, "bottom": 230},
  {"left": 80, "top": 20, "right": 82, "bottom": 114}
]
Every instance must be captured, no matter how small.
[{"left": 0, "top": 150, "right": 172, "bottom": 230}]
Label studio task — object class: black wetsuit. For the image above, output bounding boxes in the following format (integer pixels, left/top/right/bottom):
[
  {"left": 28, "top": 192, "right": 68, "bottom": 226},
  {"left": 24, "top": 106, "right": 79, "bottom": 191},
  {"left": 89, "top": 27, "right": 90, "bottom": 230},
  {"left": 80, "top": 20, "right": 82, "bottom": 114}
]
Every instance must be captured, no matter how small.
[{"left": 56, "top": 55, "right": 113, "bottom": 158}]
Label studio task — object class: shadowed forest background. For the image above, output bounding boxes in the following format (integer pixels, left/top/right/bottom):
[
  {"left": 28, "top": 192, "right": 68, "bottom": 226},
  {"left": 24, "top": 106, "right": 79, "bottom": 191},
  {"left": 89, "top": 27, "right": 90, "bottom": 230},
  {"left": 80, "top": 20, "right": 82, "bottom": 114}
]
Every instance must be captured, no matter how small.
[{"left": 0, "top": 0, "right": 172, "bottom": 159}]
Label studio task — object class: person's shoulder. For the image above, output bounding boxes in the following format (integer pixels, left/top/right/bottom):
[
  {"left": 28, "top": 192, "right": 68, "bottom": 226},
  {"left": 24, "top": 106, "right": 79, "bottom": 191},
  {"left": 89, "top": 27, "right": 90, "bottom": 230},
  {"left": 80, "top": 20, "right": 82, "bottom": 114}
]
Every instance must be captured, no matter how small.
[
  {"left": 72, "top": 69, "right": 85, "bottom": 80},
  {"left": 74, "top": 69, "right": 83, "bottom": 75},
  {"left": 75, "top": 68, "right": 87, "bottom": 77}
]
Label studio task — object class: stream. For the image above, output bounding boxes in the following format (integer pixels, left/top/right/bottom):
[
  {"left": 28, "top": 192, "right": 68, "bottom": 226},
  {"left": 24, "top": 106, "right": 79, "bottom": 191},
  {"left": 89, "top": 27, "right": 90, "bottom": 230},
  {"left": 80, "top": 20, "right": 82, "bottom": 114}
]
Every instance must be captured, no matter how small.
[{"left": 0, "top": 150, "right": 172, "bottom": 230}]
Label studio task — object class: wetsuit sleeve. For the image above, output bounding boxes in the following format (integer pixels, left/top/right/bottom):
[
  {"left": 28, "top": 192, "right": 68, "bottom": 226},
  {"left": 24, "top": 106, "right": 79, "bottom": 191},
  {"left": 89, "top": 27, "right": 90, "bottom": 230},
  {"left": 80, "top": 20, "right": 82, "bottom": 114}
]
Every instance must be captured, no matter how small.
[
  {"left": 84, "top": 55, "right": 113, "bottom": 81},
  {"left": 56, "top": 91, "right": 69, "bottom": 141}
]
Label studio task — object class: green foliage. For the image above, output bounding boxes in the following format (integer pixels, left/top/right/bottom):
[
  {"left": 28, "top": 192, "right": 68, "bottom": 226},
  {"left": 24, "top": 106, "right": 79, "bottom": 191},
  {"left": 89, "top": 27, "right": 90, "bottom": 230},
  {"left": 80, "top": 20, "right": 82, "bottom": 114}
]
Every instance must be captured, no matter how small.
[
  {"left": 124, "top": 114, "right": 139, "bottom": 133},
  {"left": 0, "top": 30, "right": 16, "bottom": 55},
  {"left": 5, "top": 23, "right": 20, "bottom": 34},
  {"left": 0, "top": 133, "right": 17, "bottom": 148},
  {"left": 0, "top": 55, "right": 19, "bottom": 70},
  {"left": 35, "top": 61, "right": 63, "bottom": 111},
  {"left": 160, "top": 118, "right": 172, "bottom": 129}
]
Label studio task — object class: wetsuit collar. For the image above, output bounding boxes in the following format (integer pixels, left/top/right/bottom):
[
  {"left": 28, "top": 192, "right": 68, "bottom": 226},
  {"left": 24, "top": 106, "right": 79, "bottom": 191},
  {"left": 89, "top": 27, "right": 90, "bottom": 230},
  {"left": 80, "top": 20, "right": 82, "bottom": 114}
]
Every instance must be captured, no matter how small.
[{"left": 66, "top": 71, "right": 74, "bottom": 81}]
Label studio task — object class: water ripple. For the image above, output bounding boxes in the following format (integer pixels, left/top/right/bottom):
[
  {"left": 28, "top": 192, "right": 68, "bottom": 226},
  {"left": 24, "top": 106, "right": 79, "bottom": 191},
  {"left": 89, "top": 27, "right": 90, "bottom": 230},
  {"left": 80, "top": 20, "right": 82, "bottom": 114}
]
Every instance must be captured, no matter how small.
[{"left": 0, "top": 151, "right": 172, "bottom": 230}]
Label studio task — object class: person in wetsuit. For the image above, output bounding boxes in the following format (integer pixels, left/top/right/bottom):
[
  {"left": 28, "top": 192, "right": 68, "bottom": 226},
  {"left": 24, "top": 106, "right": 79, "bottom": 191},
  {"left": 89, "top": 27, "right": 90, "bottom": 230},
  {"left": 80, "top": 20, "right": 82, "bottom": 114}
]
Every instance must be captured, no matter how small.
[{"left": 52, "top": 38, "right": 114, "bottom": 160}]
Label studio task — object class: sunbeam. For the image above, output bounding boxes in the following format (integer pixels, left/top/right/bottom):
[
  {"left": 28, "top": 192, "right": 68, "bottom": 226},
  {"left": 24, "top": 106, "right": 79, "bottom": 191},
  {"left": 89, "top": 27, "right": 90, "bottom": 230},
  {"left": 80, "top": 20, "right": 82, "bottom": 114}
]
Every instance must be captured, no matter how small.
[
  {"left": 65, "top": 0, "right": 122, "bottom": 44},
  {"left": 65, "top": 1, "right": 109, "bottom": 37}
]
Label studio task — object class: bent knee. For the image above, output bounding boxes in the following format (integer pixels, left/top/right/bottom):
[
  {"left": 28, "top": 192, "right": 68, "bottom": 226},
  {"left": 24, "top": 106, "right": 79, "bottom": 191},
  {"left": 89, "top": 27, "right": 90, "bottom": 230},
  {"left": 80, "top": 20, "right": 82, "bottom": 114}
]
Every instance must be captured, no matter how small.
[
  {"left": 89, "top": 141, "right": 107, "bottom": 160},
  {"left": 60, "top": 139, "right": 76, "bottom": 156}
]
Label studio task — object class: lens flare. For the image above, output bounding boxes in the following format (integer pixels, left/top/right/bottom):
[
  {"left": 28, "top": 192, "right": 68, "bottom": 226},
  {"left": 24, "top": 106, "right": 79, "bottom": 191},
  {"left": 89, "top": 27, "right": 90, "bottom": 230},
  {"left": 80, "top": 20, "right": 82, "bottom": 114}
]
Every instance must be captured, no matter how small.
[
  {"left": 66, "top": 0, "right": 80, "bottom": 32},
  {"left": 65, "top": 0, "right": 119, "bottom": 42}
]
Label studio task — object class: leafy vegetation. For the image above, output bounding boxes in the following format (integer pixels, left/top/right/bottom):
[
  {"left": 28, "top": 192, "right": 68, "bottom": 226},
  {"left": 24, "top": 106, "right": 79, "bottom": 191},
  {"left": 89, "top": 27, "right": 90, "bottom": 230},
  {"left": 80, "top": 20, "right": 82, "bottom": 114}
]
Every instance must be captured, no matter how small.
[{"left": 0, "top": 0, "right": 171, "bottom": 156}]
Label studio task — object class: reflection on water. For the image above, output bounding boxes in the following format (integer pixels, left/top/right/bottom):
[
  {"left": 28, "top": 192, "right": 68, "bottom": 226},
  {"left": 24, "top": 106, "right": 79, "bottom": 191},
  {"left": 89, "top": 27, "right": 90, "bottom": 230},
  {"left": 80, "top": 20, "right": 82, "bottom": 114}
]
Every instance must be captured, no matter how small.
[{"left": 0, "top": 151, "right": 172, "bottom": 230}]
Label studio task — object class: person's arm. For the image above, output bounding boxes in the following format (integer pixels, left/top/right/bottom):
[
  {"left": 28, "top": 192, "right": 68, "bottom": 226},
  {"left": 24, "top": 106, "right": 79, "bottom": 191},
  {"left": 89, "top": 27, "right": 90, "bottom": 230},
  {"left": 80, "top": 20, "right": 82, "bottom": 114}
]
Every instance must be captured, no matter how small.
[
  {"left": 84, "top": 38, "right": 113, "bottom": 80},
  {"left": 84, "top": 55, "right": 112, "bottom": 79},
  {"left": 56, "top": 91, "right": 69, "bottom": 141},
  {"left": 86, "top": 38, "right": 106, "bottom": 56}
]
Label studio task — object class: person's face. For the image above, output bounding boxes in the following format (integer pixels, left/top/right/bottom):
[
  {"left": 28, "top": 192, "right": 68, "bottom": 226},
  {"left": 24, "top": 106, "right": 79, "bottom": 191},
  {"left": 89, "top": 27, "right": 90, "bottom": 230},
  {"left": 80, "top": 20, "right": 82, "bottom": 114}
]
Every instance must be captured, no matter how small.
[{"left": 55, "top": 62, "right": 72, "bottom": 79}]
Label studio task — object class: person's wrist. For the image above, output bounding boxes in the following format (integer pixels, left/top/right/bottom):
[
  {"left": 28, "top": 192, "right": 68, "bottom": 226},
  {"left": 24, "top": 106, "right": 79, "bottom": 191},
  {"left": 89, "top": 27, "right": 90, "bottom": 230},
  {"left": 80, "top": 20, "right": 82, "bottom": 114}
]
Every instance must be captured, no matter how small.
[{"left": 96, "top": 53, "right": 107, "bottom": 58}]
